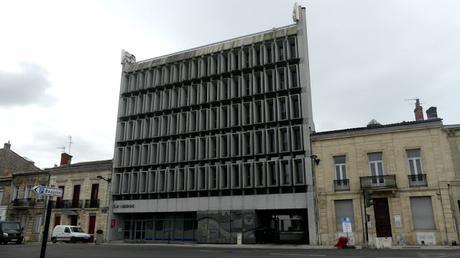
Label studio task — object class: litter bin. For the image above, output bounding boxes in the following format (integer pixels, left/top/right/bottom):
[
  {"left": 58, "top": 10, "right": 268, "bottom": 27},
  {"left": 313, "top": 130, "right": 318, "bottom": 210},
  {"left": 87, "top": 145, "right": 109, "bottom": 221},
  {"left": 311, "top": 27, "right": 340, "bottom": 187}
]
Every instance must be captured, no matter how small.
[{"left": 95, "top": 230, "right": 103, "bottom": 245}]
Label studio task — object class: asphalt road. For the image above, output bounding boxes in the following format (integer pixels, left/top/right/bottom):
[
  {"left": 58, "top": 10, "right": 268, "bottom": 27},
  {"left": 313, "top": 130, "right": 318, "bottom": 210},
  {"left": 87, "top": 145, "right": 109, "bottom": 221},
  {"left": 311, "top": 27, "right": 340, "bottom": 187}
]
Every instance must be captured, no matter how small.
[{"left": 1, "top": 243, "right": 460, "bottom": 258}]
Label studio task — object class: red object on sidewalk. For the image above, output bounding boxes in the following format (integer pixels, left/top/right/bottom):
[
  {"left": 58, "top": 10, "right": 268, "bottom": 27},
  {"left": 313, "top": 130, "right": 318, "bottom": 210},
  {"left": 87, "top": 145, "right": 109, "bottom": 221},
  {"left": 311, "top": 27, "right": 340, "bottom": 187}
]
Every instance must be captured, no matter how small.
[{"left": 335, "top": 236, "right": 349, "bottom": 249}]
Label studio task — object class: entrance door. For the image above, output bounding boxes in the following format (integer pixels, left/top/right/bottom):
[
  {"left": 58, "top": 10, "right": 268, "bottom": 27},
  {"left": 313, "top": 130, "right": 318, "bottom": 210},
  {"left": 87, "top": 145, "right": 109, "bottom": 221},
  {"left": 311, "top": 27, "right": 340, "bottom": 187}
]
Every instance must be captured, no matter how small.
[
  {"left": 373, "top": 198, "right": 392, "bottom": 237},
  {"left": 88, "top": 216, "right": 96, "bottom": 242},
  {"left": 54, "top": 215, "right": 61, "bottom": 227},
  {"left": 134, "top": 220, "right": 145, "bottom": 240}
]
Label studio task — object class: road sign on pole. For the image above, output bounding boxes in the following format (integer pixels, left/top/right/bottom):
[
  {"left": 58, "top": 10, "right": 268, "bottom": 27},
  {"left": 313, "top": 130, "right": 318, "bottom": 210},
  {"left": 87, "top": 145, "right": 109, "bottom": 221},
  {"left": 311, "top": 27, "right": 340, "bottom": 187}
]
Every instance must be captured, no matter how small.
[
  {"left": 33, "top": 185, "right": 61, "bottom": 258},
  {"left": 32, "top": 185, "right": 63, "bottom": 197}
]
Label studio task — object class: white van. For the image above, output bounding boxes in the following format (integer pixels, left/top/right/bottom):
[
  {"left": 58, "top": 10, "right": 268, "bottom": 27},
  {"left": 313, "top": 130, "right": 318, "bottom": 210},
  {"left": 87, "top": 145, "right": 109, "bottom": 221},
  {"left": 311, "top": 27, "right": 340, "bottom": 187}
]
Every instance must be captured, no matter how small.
[{"left": 51, "top": 225, "right": 91, "bottom": 243}]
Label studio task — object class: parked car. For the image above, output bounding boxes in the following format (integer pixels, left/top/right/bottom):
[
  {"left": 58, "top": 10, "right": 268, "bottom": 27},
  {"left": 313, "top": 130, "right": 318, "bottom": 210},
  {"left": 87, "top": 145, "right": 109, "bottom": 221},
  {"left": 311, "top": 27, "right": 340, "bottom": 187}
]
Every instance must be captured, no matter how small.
[
  {"left": 0, "top": 221, "right": 24, "bottom": 245},
  {"left": 51, "top": 225, "right": 90, "bottom": 243}
]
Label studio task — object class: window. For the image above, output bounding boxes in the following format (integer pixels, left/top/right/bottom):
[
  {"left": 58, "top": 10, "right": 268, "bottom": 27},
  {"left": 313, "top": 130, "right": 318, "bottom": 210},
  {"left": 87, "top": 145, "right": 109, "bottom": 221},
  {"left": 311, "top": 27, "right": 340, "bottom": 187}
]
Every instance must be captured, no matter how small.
[
  {"left": 113, "top": 173, "right": 121, "bottom": 194},
  {"left": 279, "top": 127, "right": 290, "bottom": 152},
  {"left": 334, "top": 156, "right": 347, "bottom": 180},
  {"left": 231, "top": 133, "right": 240, "bottom": 157},
  {"left": 188, "top": 138, "right": 196, "bottom": 161},
  {"left": 292, "top": 158, "right": 305, "bottom": 185},
  {"left": 167, "top": 169, "right": 176, "bottom": 192},
  {"left": 122, "top": 173, "right": 130, "bottom": 194},
  {"left": 242, "top": 163, "right": 252, "bottom": 188},
  {"left": 253, "top": 101, "right": 264, "bottom": 124},
  {"left": 254, "top": 130, "right": 265, "bottom": 155},
  {"left": 231, "top": 104, "right": 240, "bottom": 126},
  {"left": 148, "top": 170, "right": 156, "bottom": 193},
  {"left": 277, "top": 67, "right": 286, "bottom": 90},
  {"left": 289, "top": 65, "right": 298, "bottom": 88},
  {"left": 291, "top": 126, "right": 303, "bottom": 151},
  {"left": 231, "top": 76, "right": 240, "bottom": 98},
  {"left": 265, "top": 98, "right": 276, "bottom": 122},
  {"left": 0, "top": 189, "right": 4, "bottom": 204},
  {"left": 177, "top": 168, "right": 185, "bottom": 191},
  {"left": 406, "top": 149, "right": 423, "bottom": 175},
  {"left": 220, "top": 164, "right": 229, "bottom": 189},
  {"left": 130, "top": 172, "right": 138, "bottom": 194},
  {"left": 208, "top": 136, "right": 218, "bottom": 159},
  {"left": 221, "top": 105, "right": 229, "bottom": 128},
  {"left": 242, "top": 132, "right": 252, "bottom": 156},
  {"left": 187, "top": 167, "right": 196, "bottom": 190},
  {"left": 266, "top": 129, "right": 277, "bottom": 154},
  {"left": 335, "top": 200, "right": 354, "bottom": 232},
  {"left": 265, "top": 69, "right": 274, "bottom": 92},
  {"left": 280, "top": 160, "right": 291, "bottom": 186},
  {"left": 278, "top": 97, "right": 288, "bottom": 120},
  {"left": 290, "top": 94, "right": 301, "bottom": 119},
  {"left": 410, "top": 197, "right": 435, "bottom": 230},
  {"left": 254, "top": 162, "right": 265, "bottom": 187},
  {"left": 220, "top": 134, "right": 228, "bottom": 158},
  {"left": 198, "top": 167, "right": 207, "bottom": 190},
  {"left": 157, "top": 170, "right": 166, "bottom": 192},
  {"left": 368, "top": 152, "right": 384, "bottom": 175},
  {"left": 253, "top": 72, "right": 263, "bottom": 94},
  {"left": 267, "top": 160, "right": 278, "bottom": 186},
  {"left": 209, "top": 166, "right": 218, "bottom": 190},
  {"left": 242, "top": 103, "right": 252, "bottom": 125},
  {"left": 139, "top": 172, "right": 148, "bottom": 193},
  {"left": 231, "top": 164, "right": 240, "bottom": 189}
]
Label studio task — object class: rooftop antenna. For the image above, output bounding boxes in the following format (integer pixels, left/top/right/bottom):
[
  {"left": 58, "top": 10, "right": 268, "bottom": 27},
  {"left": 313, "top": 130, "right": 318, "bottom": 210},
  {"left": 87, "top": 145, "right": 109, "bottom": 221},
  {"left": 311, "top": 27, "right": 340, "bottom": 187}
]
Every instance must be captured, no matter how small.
[
  {"left": 68, "top": 136, "right": 73, "bottom": 155},
  {"left": 404, "top": 98, "right": 423, "bottom": 105},
  {"left": 57, "top": 146, "right": 65, "bottom": 153}
]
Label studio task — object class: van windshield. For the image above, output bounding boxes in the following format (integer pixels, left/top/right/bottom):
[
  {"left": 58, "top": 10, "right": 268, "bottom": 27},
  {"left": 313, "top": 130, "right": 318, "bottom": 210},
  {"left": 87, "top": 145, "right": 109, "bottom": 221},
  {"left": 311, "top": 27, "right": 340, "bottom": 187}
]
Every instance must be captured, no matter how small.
[
  {"left": 71, "top": 227, "right": 83, "bottom": 233},
  {"left": 1, "top": 223, "right": 20, "bottom": 231}
]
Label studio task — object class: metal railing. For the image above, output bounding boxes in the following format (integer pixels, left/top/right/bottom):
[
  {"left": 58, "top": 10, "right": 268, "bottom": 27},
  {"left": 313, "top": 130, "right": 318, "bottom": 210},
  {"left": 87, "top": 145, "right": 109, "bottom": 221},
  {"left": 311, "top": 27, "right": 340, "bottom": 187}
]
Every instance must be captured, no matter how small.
[
  {"left": 408, "top": 174, "right": 427, "bottom": 187},
  {"left": 60, "top": 200, "right": 83, "bottom": 209},
  {"left": 360, "top": 175, "right": 396, "bottom": 190},
  {"left": 333, "top": 179, "right": 350, "bottom": 191},
  {"left": 84, "top": 199, "right": 100, "bottom": 208},
  {"left": 10, "top": 198, "right": 35, "bottom": 207}
]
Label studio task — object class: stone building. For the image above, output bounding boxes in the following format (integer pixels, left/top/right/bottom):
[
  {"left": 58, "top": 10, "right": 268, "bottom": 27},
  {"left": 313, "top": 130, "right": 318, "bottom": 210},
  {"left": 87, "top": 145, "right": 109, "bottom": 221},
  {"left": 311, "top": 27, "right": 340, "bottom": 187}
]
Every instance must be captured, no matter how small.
[
  {"left": 109, "top": 5, "right": 317, "bottom": 244},
  {"left": 312, "top": 108, "right": 460, "bottom": 246},
  {"left": 0, "top": 141, "right": 47, "bottom": 242},
  {"left": 0, "top": 142, "right": 42, "bottom": 222},
  {"left": 444, "top": 123, "right": 460, "bottom": 242},
  {"left": 45, "top": 154, "right": 112, "bottom": 242}
]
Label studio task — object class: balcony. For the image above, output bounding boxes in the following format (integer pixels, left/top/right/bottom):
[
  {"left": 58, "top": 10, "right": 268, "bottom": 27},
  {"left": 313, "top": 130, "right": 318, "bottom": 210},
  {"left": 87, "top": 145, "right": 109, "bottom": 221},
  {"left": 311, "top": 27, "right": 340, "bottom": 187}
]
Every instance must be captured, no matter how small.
[
  {"left": 10, "top": 198, "right": 35, "bottom": 208},
  {"left": 408, "top": 174, "right": 427, "bottom": 187},
  {"left": 360, "top": 175, "right": 396, "bottom": 190},
  {"left": 84, "top": 199, "right": 100, "bottom": 209},
  {"left": 334, "top": 179, "right": 350, "bottom": 191},
  {"left": 61, "top": 200, "right": 83, "bottom": 209}
]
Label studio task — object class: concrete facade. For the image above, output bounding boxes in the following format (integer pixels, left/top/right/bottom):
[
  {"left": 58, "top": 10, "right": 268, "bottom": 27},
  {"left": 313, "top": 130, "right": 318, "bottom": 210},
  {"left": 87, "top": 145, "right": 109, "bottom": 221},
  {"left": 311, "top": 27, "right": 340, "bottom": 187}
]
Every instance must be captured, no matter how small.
[
  {"left": 312, "top": 119, "right": 460, "bottom": 247},
  {"left": 110, "top": 6, "right": 317, "bottom": 244},
  {"left": 45, "top": 159, "right": 112, "bottom": 242}
]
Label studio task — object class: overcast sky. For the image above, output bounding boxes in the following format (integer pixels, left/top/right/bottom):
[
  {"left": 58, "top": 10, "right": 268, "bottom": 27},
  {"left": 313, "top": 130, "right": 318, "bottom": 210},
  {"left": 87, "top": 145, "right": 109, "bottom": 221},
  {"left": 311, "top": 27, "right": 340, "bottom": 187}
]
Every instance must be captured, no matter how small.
[{"left": 1, "top": 0, "right": 459, "bottom": 168}]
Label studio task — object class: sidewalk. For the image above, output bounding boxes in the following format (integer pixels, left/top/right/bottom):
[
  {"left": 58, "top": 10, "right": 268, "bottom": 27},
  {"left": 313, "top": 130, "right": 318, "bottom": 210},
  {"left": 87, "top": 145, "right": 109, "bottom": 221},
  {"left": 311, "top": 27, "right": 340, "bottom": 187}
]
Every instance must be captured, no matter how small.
[{"left": 104, "top": 241, "right": 460, "bottom": 250}]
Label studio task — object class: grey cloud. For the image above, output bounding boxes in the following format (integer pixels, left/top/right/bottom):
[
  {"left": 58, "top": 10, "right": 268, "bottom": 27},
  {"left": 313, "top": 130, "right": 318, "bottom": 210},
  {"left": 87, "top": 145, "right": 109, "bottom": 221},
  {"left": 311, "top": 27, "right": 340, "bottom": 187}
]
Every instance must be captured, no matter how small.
[{"left": 0, "top": 63, "right": 56, "bottom": 107}]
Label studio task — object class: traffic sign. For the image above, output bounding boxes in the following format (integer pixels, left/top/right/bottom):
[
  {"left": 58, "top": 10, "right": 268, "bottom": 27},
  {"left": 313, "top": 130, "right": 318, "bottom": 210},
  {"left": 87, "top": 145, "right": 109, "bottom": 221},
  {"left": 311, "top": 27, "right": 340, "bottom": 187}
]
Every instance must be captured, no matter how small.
[
  {"left": 341, "top": 217, "right": 353, "bottom": 233},
  {"left": 32, "top": 185, "right": 63, "bottom": 197}
]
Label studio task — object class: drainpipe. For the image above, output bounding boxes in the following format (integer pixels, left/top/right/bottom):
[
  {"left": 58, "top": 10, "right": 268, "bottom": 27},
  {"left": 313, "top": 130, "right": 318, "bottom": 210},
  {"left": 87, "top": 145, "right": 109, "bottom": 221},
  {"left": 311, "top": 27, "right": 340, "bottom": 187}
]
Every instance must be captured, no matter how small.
[{"left": 438, "top": 184, "right": 449, "bottom": 245}]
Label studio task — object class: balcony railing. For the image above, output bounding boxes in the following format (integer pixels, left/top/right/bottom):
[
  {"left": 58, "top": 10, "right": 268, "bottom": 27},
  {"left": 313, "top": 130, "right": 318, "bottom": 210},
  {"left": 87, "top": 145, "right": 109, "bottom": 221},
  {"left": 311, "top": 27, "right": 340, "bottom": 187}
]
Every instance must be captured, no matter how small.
[
  {"left": 360, "top": 175, "right": 396, "bottom": 190},
  {"left": 408, "top": 174, "right": 427, "bottom": 187},
  {"left": 84, "top": 199, "right": 100, "bottom": 208},
  {"left": 60, "top": 200, "right": 83, "bottom": 209},
  {"left": 334, "top": 179, "right": 350, "bottom": 191},
  {"left": 10, "top": 198, "right": 35, "bottom": 208}
]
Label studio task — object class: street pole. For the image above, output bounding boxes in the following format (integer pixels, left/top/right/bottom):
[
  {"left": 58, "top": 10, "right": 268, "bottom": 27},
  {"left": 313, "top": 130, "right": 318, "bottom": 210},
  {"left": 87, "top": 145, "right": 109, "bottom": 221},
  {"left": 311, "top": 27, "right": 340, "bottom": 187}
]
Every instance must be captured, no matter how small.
[{"left": 40, "top": 198, "right": 53, "bottom": 258}]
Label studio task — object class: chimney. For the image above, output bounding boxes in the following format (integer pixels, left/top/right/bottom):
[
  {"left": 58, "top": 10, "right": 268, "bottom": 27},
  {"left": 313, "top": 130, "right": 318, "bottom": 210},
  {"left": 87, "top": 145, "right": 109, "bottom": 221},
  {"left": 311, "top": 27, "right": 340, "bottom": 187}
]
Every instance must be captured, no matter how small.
[
  {"left": 426, "top": 106, "right": 438, "bottom": 119},
  {"left": 414, "top": 99, "right": 424, "bottom": 121},
  {"left": 3, "top": 141, "right": 11, "bottom": 150},
  {"left": 60, "top": 152, "right": 73, "bottom": 166}
]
